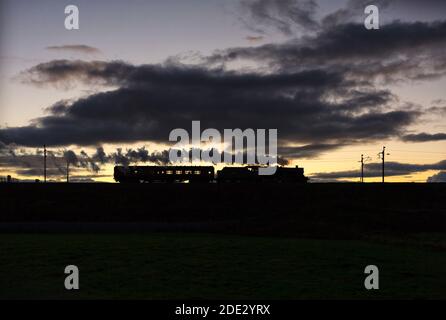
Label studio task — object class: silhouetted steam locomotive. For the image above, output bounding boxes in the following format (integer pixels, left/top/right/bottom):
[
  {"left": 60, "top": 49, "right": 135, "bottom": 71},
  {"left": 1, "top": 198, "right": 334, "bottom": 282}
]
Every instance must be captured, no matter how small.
[
  {"left": 114, "top": 165, "right": 308, "bottom": 183},
  {"left": 217, "top": 166, "right": 308, "bottom": 183}
]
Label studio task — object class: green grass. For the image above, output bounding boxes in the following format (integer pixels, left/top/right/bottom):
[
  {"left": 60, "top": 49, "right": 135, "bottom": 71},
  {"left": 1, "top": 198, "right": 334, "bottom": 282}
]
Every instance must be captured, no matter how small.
[{"left": 0, "top": 233, "right": 445, "bottom": 299}]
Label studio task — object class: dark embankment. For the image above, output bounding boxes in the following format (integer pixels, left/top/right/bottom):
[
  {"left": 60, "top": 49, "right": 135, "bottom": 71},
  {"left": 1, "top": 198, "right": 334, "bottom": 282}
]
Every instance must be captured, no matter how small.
[{"left": 1, "top": 183, "right": 445, "bottom": 238}]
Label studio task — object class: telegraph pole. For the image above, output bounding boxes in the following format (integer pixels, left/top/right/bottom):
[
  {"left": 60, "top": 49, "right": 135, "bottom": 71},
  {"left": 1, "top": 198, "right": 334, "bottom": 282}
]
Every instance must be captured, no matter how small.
[
  {"left": 44, "top": 144, "right": 47, "bottom": 183},
  {"left": 359, "top": 154, "right": 371, "bottom": 183},
  {"left": 379, "top": 146, "right": 386, "bottom": 183},
  {"left": 360, "top": 154, "right": 364, "bottom": 183},
  {"left": 382, "top": 146, "right": 385, "bottom": 183}
]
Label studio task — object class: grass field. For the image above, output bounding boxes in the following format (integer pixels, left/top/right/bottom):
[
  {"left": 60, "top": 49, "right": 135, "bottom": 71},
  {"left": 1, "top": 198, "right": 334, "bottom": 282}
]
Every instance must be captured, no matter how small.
[{"left": 1, "top": 233, "right": 445, "bottom": 299}]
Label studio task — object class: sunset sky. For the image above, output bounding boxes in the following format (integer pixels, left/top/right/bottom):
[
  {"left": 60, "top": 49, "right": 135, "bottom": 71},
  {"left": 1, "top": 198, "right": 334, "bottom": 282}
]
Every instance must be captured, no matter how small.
[{"left": 1, "top": 0, "right": 446, "bottom": 182}]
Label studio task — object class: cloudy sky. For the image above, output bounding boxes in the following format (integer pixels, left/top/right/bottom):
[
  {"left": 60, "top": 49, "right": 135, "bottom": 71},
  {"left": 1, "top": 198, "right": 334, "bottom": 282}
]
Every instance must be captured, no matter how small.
[{"left": 0, "top": 0, "right": 446, "bottom": 182}]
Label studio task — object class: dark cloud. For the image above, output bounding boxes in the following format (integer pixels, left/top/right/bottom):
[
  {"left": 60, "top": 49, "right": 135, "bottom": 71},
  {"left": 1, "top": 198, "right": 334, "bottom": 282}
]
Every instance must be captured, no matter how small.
[
  {"left": 426, "top": 105, "right": 446, "bottom": 116},
  {"left": 322, "top": 0, "right": 391, "bottom": 27},
  {"left": 1, "top": 59, "right": 418, "bottom": 149},
  {"left": 67, "top": 176, "right": 98, "bottom": 183},
  {"left": 402, "top": 133, "right": 446, "bottom": 142},
  {"left": 18, "top": 59, "right": 345, "bottom": 89},
  {"left": 239, "top": 0, "right": 319, "bottom": 35},
  {"left": 323, "top": 0, "right": 446, "bottom": 27},
  {"left": 312, "top": 160, "right": 446, "bottom": 180},
  {"left": 427, "top": 171, "right": 446, "bottom": 183},
  {"left": 279, "top": 143, "right": 345, "bottom": 159},
  {"left": 15, "top": 168, "right": 62, "bottom": 177},
  {"left": 0, "top": 146, "right": 103, "bottom": 179},
  {"left": 0, "top": 153, "right": 43, "bottom": 170},
  {"left": 238, "top": 0, "right": 446, "bottom": 36},
  {"left": 46, "top": 45, "right": 101, "bottom": 55},
  {"left": 18, "top": 60, "right": 133, "bottom": 88},
  {"left": 207, "top": 20, "right": 446, "bottom": 82},
  {"left": 3, "top": 16, "right": 445, "bottom": 162}
]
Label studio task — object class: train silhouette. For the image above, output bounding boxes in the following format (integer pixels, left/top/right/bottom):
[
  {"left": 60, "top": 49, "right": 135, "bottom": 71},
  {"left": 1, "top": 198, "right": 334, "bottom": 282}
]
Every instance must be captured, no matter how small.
[{"left": 114, "top": 165, "right": 308, "bottom": 183}]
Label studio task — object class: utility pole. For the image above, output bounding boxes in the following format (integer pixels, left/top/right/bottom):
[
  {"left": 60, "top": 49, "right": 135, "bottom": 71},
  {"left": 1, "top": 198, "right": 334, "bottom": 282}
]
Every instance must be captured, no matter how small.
[
  {"left": 378, "top": 146, "right": 388, "bottom": 183},
  {"left": 44, "top": 144, "right": 47, "bottom": 183},
  {"left": 359, "top": 154, "right": 371, "bottom": 183},
  {"left": 382, "top": 146, "right": 385, "bottom": 183},
  {"left": 360, "top": 154, "right": 364, "bottom": 183}
]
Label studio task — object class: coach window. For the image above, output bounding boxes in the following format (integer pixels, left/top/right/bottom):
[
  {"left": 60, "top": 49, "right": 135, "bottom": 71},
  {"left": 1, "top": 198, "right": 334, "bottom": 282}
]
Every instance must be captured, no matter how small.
[
  {"left": 176, "top": 170, "right": 182, "bottom": 175},
  {"left": 194, "top": 170, "right": 201, "bottom": 175},
  {"left": 166, "top": 170, "right": 173, "bottom": 175}
]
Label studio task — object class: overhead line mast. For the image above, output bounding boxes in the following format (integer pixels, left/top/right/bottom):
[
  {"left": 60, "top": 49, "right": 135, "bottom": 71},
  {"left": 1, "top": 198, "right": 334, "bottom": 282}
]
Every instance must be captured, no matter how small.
[
  {"left": 44, "top": 144, "right": 47, "bottom": 183},
  {"left": 378, "top": 146, "right": 389, "bottom": 183}
]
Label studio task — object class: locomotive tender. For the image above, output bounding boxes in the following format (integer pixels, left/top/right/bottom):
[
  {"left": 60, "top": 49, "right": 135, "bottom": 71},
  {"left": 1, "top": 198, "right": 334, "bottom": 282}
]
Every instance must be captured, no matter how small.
[{"left": 114, "top": 165, "right": 308, "bottom": 183}]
